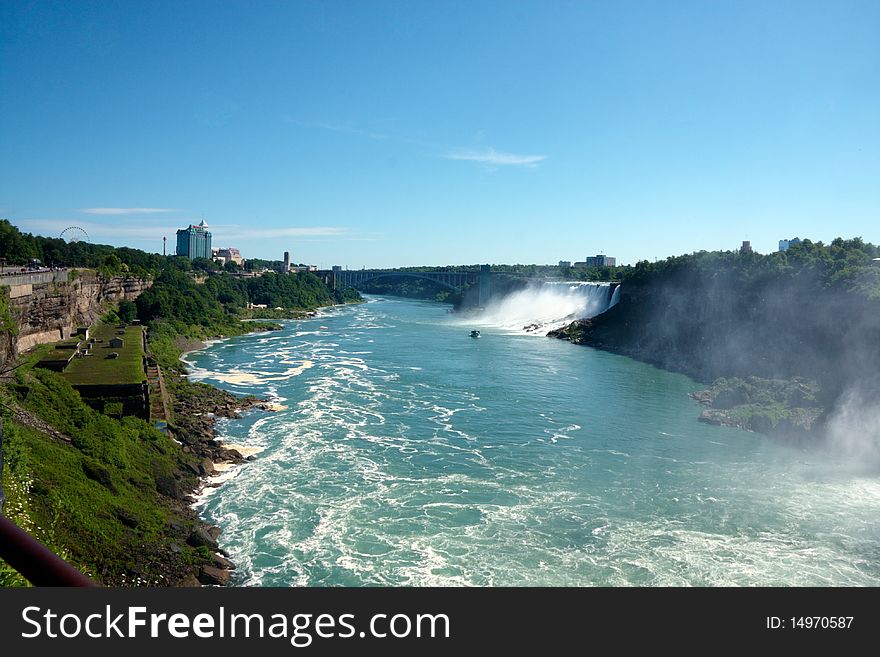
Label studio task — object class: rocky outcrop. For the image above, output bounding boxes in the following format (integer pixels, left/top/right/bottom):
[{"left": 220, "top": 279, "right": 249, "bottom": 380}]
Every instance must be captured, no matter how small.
[
  {"left": 170, "top": 380, "right": 263, "bottom": 471},
  {"left": 154, "top": 379, "right": 266, "bottom": 586},
  {"left": 0, "top": 271, "right": 151, "bottom": 367},
  {"left": 689, "top": 377, "right": 823, "bottom": 442}
]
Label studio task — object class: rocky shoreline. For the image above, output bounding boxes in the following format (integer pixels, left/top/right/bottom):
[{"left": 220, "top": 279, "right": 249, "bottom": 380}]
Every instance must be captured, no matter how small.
[
  {"left": 157, "top": 316, "right": 323, "bottom": 585},
  {"left": 162, "top": 378, "right": 270, "bottom": 586},
  {"left": 688, "top": 378, "right": 823, "bottom": 443},
  {"left": 144, "top": 322, "right": 288, "bottom": 585}
]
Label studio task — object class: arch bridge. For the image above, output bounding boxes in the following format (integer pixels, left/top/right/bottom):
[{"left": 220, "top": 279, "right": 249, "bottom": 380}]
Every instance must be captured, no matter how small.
[{"left": 320, "top": 265, "right": 493, "bottom": 306}]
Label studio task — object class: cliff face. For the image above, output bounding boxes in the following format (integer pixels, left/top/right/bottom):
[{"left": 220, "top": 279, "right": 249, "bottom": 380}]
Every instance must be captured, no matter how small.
[
  {"left": 549, "top": 274, "right": 880, "bottom": 407},
  {"left": 0, "top": 271, "right": 151, "bottom": 366}
]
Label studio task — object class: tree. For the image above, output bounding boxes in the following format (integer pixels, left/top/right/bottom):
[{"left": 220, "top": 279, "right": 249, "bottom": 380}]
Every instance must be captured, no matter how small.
[
  {"left": 101, "top": 253, "right": 122, "bottom": 275},
  {"left": 192, "top": 257, "right": 219, "bottom": 273},
  {"left": 117, "top": 300, "right": 137, "bottom": 323},
  {"left": 0, "top": 219, "right": 39, "bottom": 264}
]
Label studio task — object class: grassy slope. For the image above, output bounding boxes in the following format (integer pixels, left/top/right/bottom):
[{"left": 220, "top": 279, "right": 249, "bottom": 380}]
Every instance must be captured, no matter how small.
[{"left": 1, "top": 368, "right": 209, "bottom": 586}]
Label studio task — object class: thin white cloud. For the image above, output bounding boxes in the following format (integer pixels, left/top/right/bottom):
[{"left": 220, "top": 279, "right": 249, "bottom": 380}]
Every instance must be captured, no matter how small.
[
  {"left": 16, "top": 218, "right": 181, "bottom": 240},
  {"left": 444, "top": 148, "right": 547, "bottom": 167},
  {"left": 213, "top": 225, "right": 348, "bottom": 240},
  {"left": 15, "top": 218, "right": 347, "bottom": 243},
  {"left": 79, "top": 207, "right": 179, "bottom": 215}
]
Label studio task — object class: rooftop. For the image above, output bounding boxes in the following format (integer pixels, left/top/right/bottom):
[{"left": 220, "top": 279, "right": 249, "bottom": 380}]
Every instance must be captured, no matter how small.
[{"left": 63, "top": 324, "right": 145, "bottom": 386}]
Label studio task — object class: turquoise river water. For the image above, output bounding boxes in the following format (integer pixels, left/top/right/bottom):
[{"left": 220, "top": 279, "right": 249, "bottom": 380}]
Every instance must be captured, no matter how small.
[{"left": 186, "top": 295, "right": 880, "bottom": 586}]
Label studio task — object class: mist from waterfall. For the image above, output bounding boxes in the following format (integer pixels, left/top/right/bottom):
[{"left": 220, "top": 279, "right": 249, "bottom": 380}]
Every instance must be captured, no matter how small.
[{"left": 462, "top": 282, "right": 619, "bottom": 334}]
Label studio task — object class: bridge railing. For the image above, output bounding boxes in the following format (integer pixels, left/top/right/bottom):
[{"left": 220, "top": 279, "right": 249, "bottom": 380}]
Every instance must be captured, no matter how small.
[{"left": 0, "top": 269, "right": 69, "bottom": 287}]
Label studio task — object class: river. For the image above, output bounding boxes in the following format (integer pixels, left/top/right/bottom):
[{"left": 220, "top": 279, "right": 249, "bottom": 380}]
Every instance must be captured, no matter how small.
[{"left": 185, "top": 295, "right": 880, "bottom": 586}]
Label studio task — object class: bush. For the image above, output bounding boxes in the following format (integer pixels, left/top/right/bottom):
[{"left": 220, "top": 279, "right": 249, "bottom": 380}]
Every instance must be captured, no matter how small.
[
  {"left": 103, "top": 401, "right": 123, "bottom": 417},
  {"left": 117, "top": 300, "right": 137, "bottom": 323}
]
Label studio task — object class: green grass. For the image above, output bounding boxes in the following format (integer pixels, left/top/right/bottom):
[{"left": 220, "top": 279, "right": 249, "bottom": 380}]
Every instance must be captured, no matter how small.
[
  {"left": 3, "top": 368, "right": 209, "bottom": 585},
  {"left": 63, "top": 324, "right": 145, "bottom": 386}
]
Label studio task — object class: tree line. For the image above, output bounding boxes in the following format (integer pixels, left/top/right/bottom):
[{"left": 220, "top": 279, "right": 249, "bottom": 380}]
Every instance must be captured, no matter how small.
[{"left": 620, "top": 237, "right": 880, "bottom": 299}]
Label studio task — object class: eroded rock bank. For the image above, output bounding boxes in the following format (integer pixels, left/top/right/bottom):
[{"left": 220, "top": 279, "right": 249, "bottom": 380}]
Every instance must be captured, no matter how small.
[{"left": 163, "top": 380, "right": 266, "bottom": 586}]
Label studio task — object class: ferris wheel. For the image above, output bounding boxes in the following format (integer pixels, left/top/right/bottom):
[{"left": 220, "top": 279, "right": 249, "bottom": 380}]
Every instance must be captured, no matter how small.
[{"left": 60, "top": 226, "right": 89, "bottom": 243}]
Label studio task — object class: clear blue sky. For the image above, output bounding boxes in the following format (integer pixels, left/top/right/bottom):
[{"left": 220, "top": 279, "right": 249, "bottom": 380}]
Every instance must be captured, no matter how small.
[{"left": 1, "top": 0, "right": 878, "bottom": 267}]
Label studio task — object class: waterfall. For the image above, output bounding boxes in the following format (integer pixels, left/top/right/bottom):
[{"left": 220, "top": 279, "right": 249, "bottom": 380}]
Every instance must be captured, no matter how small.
[
  {"left": 460, "top": 282, "right": 619, "bottom": 334},
  {"left": 609, "top": 284, "right": 621, "bottom": 308}
]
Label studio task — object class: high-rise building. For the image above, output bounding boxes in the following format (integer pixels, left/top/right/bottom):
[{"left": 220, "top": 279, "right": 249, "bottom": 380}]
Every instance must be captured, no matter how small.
[
  {"left": 740, "top": 240, "right": 753, "bottom": 254},
  {"left": 176, "top": 220, "right": 212, "bottom": 260},
  {"left": 283, "top": 251, "right": 290, "bottom": 272}
]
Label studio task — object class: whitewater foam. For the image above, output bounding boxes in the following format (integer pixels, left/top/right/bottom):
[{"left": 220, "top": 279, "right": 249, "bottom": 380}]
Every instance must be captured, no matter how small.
[
  {"left": 187, "top": 295, "right": 880, "bottom": 587},
  {"left": 460, "top": 282, "right": 617, "bottom": 334}
]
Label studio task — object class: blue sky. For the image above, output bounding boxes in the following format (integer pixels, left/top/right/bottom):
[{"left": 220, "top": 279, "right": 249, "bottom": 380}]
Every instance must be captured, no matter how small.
[{"left": 1, "top": 1, "right": 878, "bottom": 267}]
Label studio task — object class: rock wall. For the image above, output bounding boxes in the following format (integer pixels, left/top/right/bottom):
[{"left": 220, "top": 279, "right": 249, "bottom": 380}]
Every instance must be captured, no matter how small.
[{"left": 0, "top": 271, "right": 151, "bottom": 367}]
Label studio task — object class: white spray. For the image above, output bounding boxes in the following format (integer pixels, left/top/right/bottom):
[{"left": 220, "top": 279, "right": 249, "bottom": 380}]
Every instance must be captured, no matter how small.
[
  {"left": 825, "top": 384, "right": 880, "bottom": 468},
  {"left": 463, "top": 282, "right": 618, "bottom": 334}
]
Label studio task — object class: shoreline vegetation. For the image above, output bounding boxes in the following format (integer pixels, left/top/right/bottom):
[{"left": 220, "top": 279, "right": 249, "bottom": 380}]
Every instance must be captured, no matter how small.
[{"left": 0, "top": 219, "right": 362, "bottom": 586}]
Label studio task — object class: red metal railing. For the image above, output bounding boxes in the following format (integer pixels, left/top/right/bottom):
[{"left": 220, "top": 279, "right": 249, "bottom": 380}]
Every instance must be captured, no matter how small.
[
  {"left": 0, "top": 417, "right": 97, "bottom": 586},
  {"left": 0, "top": 514, "right": 97, "bottom": 586}
]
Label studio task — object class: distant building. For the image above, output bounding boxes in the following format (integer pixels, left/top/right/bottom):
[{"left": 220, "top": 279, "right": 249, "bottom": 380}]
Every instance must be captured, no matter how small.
[
  {"left": 740, "top": 241, "right": 753, "bottom": 254},
  {"left": 217, "top": 247, "right": 243, "bottom": 265},
  {"left": 332, "top": 265, "right": 343, "bottom": 272},
  {"left": 109, "top": 337, "right": 124, "bottom": 348},
  {"left": 572, "top": 261, "right": 588, "bottom": 268},
  {"left": 585, "top": 255, "right": 616, "bottom": 268},
  {"left": 176, "top": 220, "right": 212, "bottom": 260},
  {"left": 778, "top": 237, "right": 802, "bottom": 252},
  {"left": 558, "top": 260, "right": 571, "bottom": 268},
  {"left": 283, "top": 251, "right": 291, "bottom": 273}
]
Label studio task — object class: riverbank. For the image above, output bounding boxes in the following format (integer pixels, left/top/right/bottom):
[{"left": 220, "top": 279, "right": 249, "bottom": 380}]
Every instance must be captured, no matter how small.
[
  {"left": 0, "top": 362, "right": 246, "bottom": 587},
  {"left": 161, "top": 378, "right": 265, "bottom": 586},
  {"left": 689, "top": 376, "right": 823, "bottom": 441},
  {"left": 153, "top": 324, "right": 282, "bottom": 585},
  {"left": 160, "top": 310, "right": 345, "bottom": 584}
]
